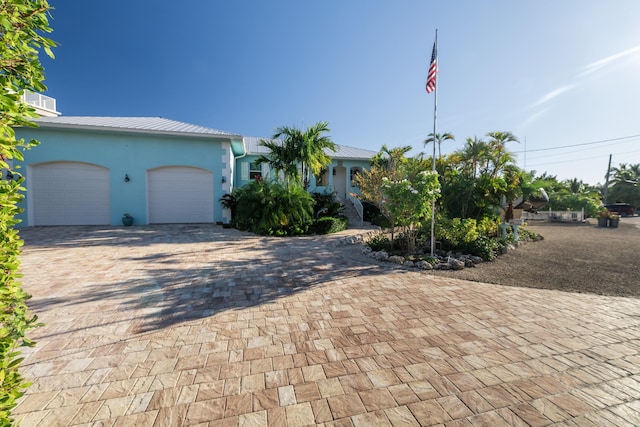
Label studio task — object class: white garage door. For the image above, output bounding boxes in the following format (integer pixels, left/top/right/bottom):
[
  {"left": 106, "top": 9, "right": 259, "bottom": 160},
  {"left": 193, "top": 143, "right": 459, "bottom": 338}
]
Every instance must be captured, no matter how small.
[
  {"left": 31, "top": 162, "right": 110, "bottom": 226},
  {"left": 148, "top": 167, "right": 214, "bottom": 223}
]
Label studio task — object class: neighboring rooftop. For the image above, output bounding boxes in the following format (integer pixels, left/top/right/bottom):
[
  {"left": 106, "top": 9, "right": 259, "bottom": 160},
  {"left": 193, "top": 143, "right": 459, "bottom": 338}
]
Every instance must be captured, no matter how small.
[
  {"left": 33, "top": 116, "right": 242, "bottom": 139},
  {"left": 243, "top": 136, "right": 377, "bottom": 160}
]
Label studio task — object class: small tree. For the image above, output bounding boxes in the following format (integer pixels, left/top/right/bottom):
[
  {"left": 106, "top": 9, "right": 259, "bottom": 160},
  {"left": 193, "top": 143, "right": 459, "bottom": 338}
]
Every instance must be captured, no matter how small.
[
  {"left": 355, "top": 145, "right": 411, "bottom": 245},
  {"left": 0, "top": 0, "right": 55, "bottom": 423},
  {"left": 357, "top": 146, "right": 440, "bottom": 254},
  {"left": 381, "top": 170, "right": 440, "bottom": 254}
]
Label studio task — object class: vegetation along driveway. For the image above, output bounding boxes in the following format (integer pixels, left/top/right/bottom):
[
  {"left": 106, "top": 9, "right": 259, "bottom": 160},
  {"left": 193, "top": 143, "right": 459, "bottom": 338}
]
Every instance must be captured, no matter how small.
[{"left": 14, "top": 223, "right": 640, "bottom": 426}]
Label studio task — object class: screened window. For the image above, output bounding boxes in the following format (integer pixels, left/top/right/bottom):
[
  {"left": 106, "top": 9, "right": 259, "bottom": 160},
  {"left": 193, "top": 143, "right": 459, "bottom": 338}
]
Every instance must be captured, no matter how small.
[{"left": 249, "top": 162, "right": 262, "bottom": 180}]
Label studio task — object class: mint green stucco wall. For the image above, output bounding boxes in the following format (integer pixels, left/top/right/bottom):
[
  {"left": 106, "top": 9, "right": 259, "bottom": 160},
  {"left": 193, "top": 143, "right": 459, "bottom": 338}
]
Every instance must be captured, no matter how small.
[
  {"left": 13, "top": 127, "right": 230, "bottom": 226},
  {"left": 234, "top": 155, "right": 370, "bottom": 196}
]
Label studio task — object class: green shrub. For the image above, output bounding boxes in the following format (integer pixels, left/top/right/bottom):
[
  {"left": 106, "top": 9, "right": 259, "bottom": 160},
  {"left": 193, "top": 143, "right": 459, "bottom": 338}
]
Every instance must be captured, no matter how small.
[
  {"left": 437, "top": 217, "right": 480, "bottom": 248},
  {"left": 311, "top": 192, "right": 342, "bottom": 218},
  {"left": 310, "top": 216, "right": 348, "bottom": 235},
  {"left": 517, "top": 227, "right": 542, "bottom": 241},
  {"left": 367, "top": 234, "right": 391, "bottom": 252},
  {"left": 461, "top": 235, "right": 505, "bottom": 261},
  {"left": 229, "top": 180, "right": 314, "bottom": 236}
]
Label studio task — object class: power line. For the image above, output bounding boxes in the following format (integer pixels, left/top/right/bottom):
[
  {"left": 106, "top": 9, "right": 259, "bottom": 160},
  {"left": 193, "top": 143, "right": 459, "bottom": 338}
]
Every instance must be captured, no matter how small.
[
  {"left": 525, "top": 148, "right": 640, "bottom": 168},
  {"left": 512, "top": 134, "right": 640, "bottom": 153},
  {"left": 523, "top": 138, "right": 635, "bottom": 161}
]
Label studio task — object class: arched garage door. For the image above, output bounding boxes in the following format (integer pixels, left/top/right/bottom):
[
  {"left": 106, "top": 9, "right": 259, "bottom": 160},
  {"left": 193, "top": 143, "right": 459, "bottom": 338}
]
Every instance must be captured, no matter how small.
[
  {"left": 148, "top": 166, "right": 214, "bottom": 223},
  {"left": 31, "top": 162, "right": 110, "bottom": 225}
]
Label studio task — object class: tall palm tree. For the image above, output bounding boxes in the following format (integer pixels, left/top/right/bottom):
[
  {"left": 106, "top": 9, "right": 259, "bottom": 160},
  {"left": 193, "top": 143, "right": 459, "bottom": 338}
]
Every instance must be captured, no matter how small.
[
  {"left": 299, "top": 121, "right": 336, "bottom": 190},
  {"left": 456, "top": 137, "right": 488, "bottom": 179},
  {"left": 610, "top": 163, "right": 636, "bottom": 185},
  {"left": 424, "top": 132, "right": 455, "bottom": 159},
  {"left": 256, "top": 130, "right": 301, "bottom": 185},
  {"left": 485, "top": 131, "right": 519, "bottom": 177},
  {"left": 257, "top": 122, "right": 335, "bottom": 189},
  {"left": 372, "top": 144, "right": 412, "bottom": 176},
  {"left": 565, "top": 178, "right": 585, "bottom": 194}
]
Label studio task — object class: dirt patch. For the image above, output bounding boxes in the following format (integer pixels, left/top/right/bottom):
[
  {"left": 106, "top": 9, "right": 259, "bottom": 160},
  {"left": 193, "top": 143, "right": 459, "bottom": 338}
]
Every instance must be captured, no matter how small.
[{"left": 427, "top": 219, "right": 640, "bottom": 299}]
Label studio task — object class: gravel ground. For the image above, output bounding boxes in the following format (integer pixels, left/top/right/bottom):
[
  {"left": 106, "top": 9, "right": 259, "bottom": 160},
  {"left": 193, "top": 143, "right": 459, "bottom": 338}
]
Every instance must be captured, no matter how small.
[{"left": 428, "top": 217, "right": 640, "bottom": 299}]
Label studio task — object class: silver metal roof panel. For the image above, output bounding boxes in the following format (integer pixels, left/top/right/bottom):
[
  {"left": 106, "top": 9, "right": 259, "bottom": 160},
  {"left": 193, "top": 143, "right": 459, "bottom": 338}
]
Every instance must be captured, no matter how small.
[{"left": 33, "top": 116, "right": 242, "bottom": 138}]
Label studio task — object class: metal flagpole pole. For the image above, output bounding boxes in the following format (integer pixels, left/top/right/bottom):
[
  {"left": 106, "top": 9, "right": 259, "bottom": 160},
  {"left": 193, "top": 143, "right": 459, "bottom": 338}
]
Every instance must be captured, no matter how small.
[{"left": 430, "top": 29, "right": 438, "bottom": 257}]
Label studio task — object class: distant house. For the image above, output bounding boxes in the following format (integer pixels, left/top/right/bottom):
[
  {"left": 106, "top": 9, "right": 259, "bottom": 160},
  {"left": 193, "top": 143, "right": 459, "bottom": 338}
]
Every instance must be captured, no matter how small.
[{"left": 11, "top": 95, "right": 376, "bottom": 226}]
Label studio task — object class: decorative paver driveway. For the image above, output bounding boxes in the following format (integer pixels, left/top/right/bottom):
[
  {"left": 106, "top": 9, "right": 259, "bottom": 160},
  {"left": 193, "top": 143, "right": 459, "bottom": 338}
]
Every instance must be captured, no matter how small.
[{"left": 15, "top": 224, "right": 640, "bottom": 426}]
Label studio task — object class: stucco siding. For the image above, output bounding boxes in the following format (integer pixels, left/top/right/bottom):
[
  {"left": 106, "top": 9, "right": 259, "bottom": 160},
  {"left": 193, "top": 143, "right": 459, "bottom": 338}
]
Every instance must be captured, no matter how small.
[{"left": 14, "top": 127, "right": 228, "bottom": 226}]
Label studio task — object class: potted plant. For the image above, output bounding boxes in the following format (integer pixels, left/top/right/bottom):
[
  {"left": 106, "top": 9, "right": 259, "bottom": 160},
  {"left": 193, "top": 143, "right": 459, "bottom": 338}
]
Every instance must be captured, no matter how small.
[
  {"left": 608, "top": 212, "right": 620, "bottom": 228},
  {"left": 597, "top": 209, "right": 609, "bottom": 227},
  {"left": 122, "top": 213, "right": 134, "bottom": 226}
]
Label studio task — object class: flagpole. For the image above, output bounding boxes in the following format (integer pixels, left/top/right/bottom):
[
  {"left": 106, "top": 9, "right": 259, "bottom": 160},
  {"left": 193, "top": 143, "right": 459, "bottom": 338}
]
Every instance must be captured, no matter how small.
[{"left": 430, "top": 29, "right": 438, "bottom": 257}]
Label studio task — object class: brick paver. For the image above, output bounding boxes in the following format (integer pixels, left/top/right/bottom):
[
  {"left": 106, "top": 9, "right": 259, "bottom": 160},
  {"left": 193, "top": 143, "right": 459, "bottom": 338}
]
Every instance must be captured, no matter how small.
[{"left": 15, "top": 224, "right": 640, "bottom": 426}]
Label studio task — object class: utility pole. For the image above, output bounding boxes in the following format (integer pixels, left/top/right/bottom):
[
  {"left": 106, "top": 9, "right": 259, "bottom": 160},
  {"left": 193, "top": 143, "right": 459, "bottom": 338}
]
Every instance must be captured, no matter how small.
[{"left": 603, "top": 154, "right": 612, "bottom": 204}]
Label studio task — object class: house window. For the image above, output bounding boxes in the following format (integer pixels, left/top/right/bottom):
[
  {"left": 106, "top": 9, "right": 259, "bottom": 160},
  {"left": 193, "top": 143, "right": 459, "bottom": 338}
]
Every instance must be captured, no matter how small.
[
  {"left": 1, "top": 157, "right": 14, "bottom": 180},
  {"left": 249, "top": 162, "right": 262, "bottom": 180},
  {"left": 350, "top": 167, "right": 363, "bottom": 187},
  {"left": 315, "top": 168, "right": 328, "bottom": 186}
]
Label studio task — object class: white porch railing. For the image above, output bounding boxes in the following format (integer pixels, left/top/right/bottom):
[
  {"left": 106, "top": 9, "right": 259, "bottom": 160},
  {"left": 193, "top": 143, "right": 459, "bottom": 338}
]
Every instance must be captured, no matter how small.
[
  {"left": 521, "top": 208, "right": 585, "bottom": 222},
  {"left": 22, "top": 92, "right": 57, "bottom": 112},
  {"left": 347, "top": 193, "right": 364, "bottom": 223}
]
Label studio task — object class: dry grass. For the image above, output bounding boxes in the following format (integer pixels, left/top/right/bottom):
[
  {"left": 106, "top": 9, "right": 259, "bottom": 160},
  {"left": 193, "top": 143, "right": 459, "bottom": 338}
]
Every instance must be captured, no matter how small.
[{"left": 428, "top": 219, "right": 640, "bottom": 299}]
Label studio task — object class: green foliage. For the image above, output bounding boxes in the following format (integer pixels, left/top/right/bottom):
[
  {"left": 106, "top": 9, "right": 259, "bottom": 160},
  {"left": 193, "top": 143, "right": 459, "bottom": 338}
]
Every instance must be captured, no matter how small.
[
  {"left": 461, "top": 235, "right": 505, "bottom": 261},
  {"left": 381, "top": 170, "right": 441, "bottom": 254},
  {"left": 436, "top": 217, "right": 481, "bottom": 247},
  {"left": 356, "top": 145, "right": 413, "bottom": 243},
  {"left": 256, "top": 121, "right": 335, "bottom": 189},
  {"left": 1, "top": 0, "right": 55, "bottom": 423},
  {"left": 310, "top": 192, "right": 342, "bottom": 218},
  {"left": 433, "top": 216, "right": 504, "bottom": 260},
  {"left": 230, "top": 180, "right": 314, "bottom": 236},
  {"left": 366, "top": 234, "right": 391, "bottom": 252},
  {"left": 548, "top": 192, "right": 601, "bottom": 217},
  {"left": 358, "top": 146, "right": 440, "bottom": 255},
  {"left": 438, "top": 132, "right": 520, "bottom": 220},
  {"left": 310, "top": 216, "right": 348, "bottom": 235},
  {"left": 606, "top": 163, "right": 640, "bottom": 208}
]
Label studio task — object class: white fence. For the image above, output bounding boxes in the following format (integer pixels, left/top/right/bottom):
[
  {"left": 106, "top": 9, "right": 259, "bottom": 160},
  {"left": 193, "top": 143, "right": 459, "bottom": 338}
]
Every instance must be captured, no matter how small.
[{"left": 521, "top": 208, "right": 585, "bottom": 223}]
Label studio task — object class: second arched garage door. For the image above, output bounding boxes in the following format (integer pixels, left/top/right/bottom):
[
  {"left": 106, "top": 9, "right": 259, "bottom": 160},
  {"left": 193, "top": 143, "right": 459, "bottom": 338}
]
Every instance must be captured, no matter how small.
[{"left": 148, "top": 166, "right": 214, "bottom": 223}]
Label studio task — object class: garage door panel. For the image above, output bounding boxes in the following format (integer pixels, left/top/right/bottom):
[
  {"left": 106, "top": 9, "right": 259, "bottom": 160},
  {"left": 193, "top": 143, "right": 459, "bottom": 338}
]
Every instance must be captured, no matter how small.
[
  {"left": 31, "top": 162, "right": 110, "bottom": 226},
  {"left": 148, "top": 167, "right": 214, "bottom": 223}
]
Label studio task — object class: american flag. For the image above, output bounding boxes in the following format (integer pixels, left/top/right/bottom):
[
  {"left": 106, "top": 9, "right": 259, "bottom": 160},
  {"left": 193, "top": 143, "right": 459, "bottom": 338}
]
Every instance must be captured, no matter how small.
[{"left": 426, "top": 41, "right": 438, "bottom": 93}]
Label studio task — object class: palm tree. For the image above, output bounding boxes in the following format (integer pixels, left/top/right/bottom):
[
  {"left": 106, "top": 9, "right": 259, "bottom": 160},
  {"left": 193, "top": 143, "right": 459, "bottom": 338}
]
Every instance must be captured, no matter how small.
[
  {"left": 372, "top": 144, "right": 412, "bottom": 176},
  {"left": 611, "top": 163, "right": 637, "bottom": 185},
  {"left": 256, "top": 131, "right": 301, "bottom": 185},
  {"left": 298, "top": 121, "right": 336, "bottom": 190},
  {"left": 256, "top": 121, "right": 335, "bottom": 189},
  {"left": 424, "top": 132, "right": 455, "bottom": 159},
  {"left": 485, "top": 131, "right": 519, "bottom": 177},
  {"left": 565, "top": 178, "right": 585, "bottom": 194},
  {"left": 456, "top": 137, "right": 488, "bottom": 179}
]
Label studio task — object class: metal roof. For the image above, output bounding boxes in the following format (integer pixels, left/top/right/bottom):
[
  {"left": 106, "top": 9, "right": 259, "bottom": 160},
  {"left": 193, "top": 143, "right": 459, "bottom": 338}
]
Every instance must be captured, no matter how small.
[
  {"left": 243, "top": 136, "right": 376, "bottom": 160},
  {"left": 33, "top": 116, "right": 242, "bottom": 139}
]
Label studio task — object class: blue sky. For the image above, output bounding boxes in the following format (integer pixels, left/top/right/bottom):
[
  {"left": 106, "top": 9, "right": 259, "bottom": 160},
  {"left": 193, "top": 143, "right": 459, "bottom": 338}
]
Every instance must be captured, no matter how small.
[{"left": 41, "top": 1, "right": 640, "bottom": 185}]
